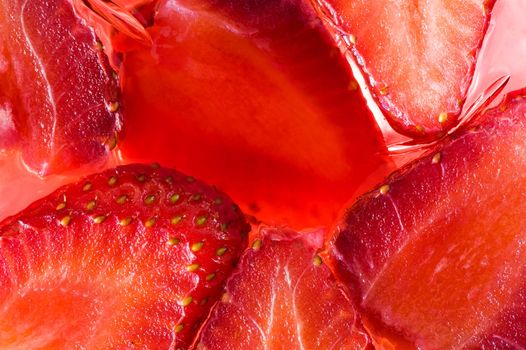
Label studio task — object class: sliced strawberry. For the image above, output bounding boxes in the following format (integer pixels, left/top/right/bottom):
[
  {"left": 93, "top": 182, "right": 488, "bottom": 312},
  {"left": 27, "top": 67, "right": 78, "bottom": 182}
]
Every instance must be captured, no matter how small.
[
  {"left": 0, "top": 163, "right": 249, "bottom": 348},
  {"left": 329, "top": 90, "right": 526, "bottom": 348},
  {"left": 314, "top": 0, "right": 495, "bottom": 139},
  {"left": 114, "top": 0, "right": 391, "bottom": 228},
  {"left": 197, "top": 226, "right": 370, "bottom": 349},
  {"left": 0, "top": 0, "right": 122, "bottom": 175}
]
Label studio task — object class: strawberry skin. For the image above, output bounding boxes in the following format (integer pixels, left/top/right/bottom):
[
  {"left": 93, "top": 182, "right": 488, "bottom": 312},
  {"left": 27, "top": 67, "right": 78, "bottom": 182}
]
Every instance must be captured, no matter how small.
[
  {"left": 329, "top": 90, "right": 526, "bottom": 348},
  {"left": 315, "top": 0, "right": 495, "bottom": 139},
  {"left": 197, "top": 226, "right": 370, "bottom": 350},
  {"left": 0, "top": 0, "right": 122, "bottom": 175},
  {"left": 0, "top": 163, "right": 249, "bottom": 348}
]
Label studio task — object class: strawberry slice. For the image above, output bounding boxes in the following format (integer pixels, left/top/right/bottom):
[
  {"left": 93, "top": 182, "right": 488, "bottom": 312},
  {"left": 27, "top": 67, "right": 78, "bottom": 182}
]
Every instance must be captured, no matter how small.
[
  {"left": 0, "top": 0, "right": 122, "bottom": 175},
  {"left": 114, "top": 0, "right": 391, "bottom": 228},
  {"left": 314, "top": 0, "right": 495, "bottom": 139},
  {"left": 0, "top": 163, "right": 249, "bottom": 348},
  {"left": 329, "top": 90, "right": 526, "bottom": 348},
  {"left": 197, "top": 227, "right": 370, "bottom": 349}
]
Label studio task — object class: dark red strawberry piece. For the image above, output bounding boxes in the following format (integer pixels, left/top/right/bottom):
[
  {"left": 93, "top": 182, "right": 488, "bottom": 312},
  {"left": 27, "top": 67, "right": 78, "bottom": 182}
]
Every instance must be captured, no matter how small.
[
  {"left": 197, "top": 226, "right": 370, "bottom": 349},
  {"left": 0, "top": 163, "right": 249, "bottom": 348},
  {"left": 314, "top": 0, "right": 495, "bottom": 139},
  {"left": 0, "top": 0, "right": 122, "bottom": 175},
  {"left": 328, "top": 90, "right": 526, "bottom": 348},
  {"left": 112, "top": 0, "right": 391, "bottom": 229}
]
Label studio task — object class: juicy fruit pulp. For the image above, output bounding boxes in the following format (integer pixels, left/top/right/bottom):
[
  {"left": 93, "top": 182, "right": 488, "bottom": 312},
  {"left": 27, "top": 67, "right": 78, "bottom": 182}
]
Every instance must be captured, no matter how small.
[
  {"left": 329, "top": 91, "right": 526, "bottom": 349},
  {"left": 198, "top": 227, "right": 370, "bottom": 350},
  {"left": 0, "top": 0, "right": 122, "bottom": 175},
  {"left": 0, "top": 164, "right": 249, "bottom": 348},
  {"left": 314, "top": 0, "right": 495, "bottom": 139},
  {"left": 115, "top": 0, "right": 392, "bottom": 229}
]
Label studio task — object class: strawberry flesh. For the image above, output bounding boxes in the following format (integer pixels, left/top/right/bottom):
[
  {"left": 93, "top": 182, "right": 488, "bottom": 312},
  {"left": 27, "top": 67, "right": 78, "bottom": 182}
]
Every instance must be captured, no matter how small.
[
  {"left": 315, "top": 0, "right": 495, "bottom": 139},
  {"left": 197, "top": 226, "right": 370, "bottom": 349},
  {"left": 0, "top": 0, "right": 122, "bottom": 175},
  {"left": 114, "top": 0, "right": 391, "bottom": 228},
  {"left": 329, "top": 90, "right": 526, "bottom": 348},
  {"left": 0, "top": 164, "right": 249, "bottom": 348}
]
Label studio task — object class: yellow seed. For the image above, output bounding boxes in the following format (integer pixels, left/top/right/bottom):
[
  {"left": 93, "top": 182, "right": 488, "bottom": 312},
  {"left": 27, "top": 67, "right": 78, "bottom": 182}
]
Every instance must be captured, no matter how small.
[
  {"left": 415, "top": 125, "right": 425, "bottom": 133},
  {"left": 116, "top": 195, "right": 128, "bottom": 204},
  {"left": 252, "top": 239, "right": 262, "bottom": 251},
  {"left": 171, "top": 216, "right": 182, "bottom": 225},
  {"left": 220, "top": 223, "right": 228, "bottom": 232},
  {"left": 191, "top": 242, "right": 204, "bottom": 252},
  {"left": 438, "top": 112, "right": 448, "bottom": 124},
  {"left": 144, "top": 195, "right": 156, "bottom": 205},
  {"left": 105, "top": 135, "right": 117, "bottom": 150},
  {"left": 167, "top": 237, "right": 180, "bottom": 246},
  {"left": 60, "top": 215, "right": 72, "bottom": 227},
  {"left": 221, "top": 292, "right": 231, "bottom": 303},
  {"left": 165, "top": 176, "right": 173, "bottom": 185},
  {"left": 349, "top": 33, "right": 356, "bottom": 44},
  {"left": 432, "top": 153, "right": 442, "bottom": 164},
  {"left": 214, "top": 198, "right": 223, "bottom": 205},
  {"left": 174, "top": 324, "right": 184, "bottom": 333},
  {"left": 145, "top": 217, "right": 156, "bottom": 228},
  {"left": 56, "top": 202, "right": 66, "bottom": 211},
  {"left": 206, "top": 273, "right": 216, "bottom": 281},
  {"left": 170, "top": 193, "right": 180, "bottom": 203},
  {"left": 348, "top": 80, "right": 359, "bottom": 91},
  {"left": 93, "top": 215, "right": 106, "bottom": 224},
  {"left": 187, "top": 263, "right": 200, "bottom": 272},
  {"left": 83, "top": 182, "right": 92, "bottom": 192},
  {"left": 94, "top": 40, "right": 103, "bottom": 50},
  {"left": 181, "top": 296, "right": 193, "bottom": 306},
  {"left": 136, "top": 174, "right": 146, "bottom": 182},
  {"left": 108, "top": 176, "right": 118, "bottom": 186},
  {"left": 108, "top": 101, "right": 120, "bottom": 113},
  {"left": 313, "top": 255, "right": 323, "bottom": 266},
  {"left": 86, "top": 200, "right": 96, "bottom": 211},
  {"left": 216, "top": 247, "right": 227, "bottom": 256},
  {"left": 379, "top": 184, "right": 390, "bottom": 195},
  {"left": 120, "top": 217, "right": 132, "bottom": 226},
  {"left": 379, "top": 84, "right": 389, "bottom": 95},
  {"left": 195, "top": 216, "right": 207, "bottom": 226},
  {"left": 189, "top": 194, "right": 202, "bottom": 201}
]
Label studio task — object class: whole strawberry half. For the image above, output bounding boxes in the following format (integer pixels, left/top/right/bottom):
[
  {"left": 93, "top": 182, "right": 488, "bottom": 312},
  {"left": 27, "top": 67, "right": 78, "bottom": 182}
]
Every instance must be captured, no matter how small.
[
  {"left": 0, "top": 0, "right": 122, "bottom": 175},
  {"left": 0, "top": 163, "right": 249, "bottom": 348},
  {"left": 329, "top": 90, "right": 526, "bottom": 348},
  {"left": 314, "top": 0, "right": 495, "bottom": 139},
  {"left": 197, "top": 226, "right": 371, "bottom": 350}
]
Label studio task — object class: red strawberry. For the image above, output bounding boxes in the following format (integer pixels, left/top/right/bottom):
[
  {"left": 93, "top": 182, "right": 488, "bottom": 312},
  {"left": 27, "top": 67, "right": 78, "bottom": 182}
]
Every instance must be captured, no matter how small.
[
  {"left": 328, "top": 90, "right": 526, "bottom": 348},
  {"left": 0, "top": 0, "right": 122, "bottom": 175},
  {"left": 0, "top": 163, "right": 249, "bottom": 348},
  {"left": 314, "top": 0, "right": 495, "bottom": 139},
  {"left": 110, "top": 0, "right": 391, "bottom": 229},
  {"left": 197, "top": 226, "right": 370, "bottom": 349}
]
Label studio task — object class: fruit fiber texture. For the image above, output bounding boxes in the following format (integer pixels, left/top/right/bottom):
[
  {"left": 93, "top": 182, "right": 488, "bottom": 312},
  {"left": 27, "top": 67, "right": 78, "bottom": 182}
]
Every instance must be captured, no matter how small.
[
  {"left": 197, "top": 226, "right": 370, "bottom": 350},
  {"left": 314, "top": 0, "right": 495, "bottom": 140},
  {"left": 116, "top": 0, "right": 391, "bottom": 229},
  {"left": 0, "top": 0, "right": 122, "bottom": 175},
  {"left": 0, "top": 164, "right": 249, "bottom": 349},
  {"left": 329, "top": 90, "right": 526, "bottom": 349}
]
